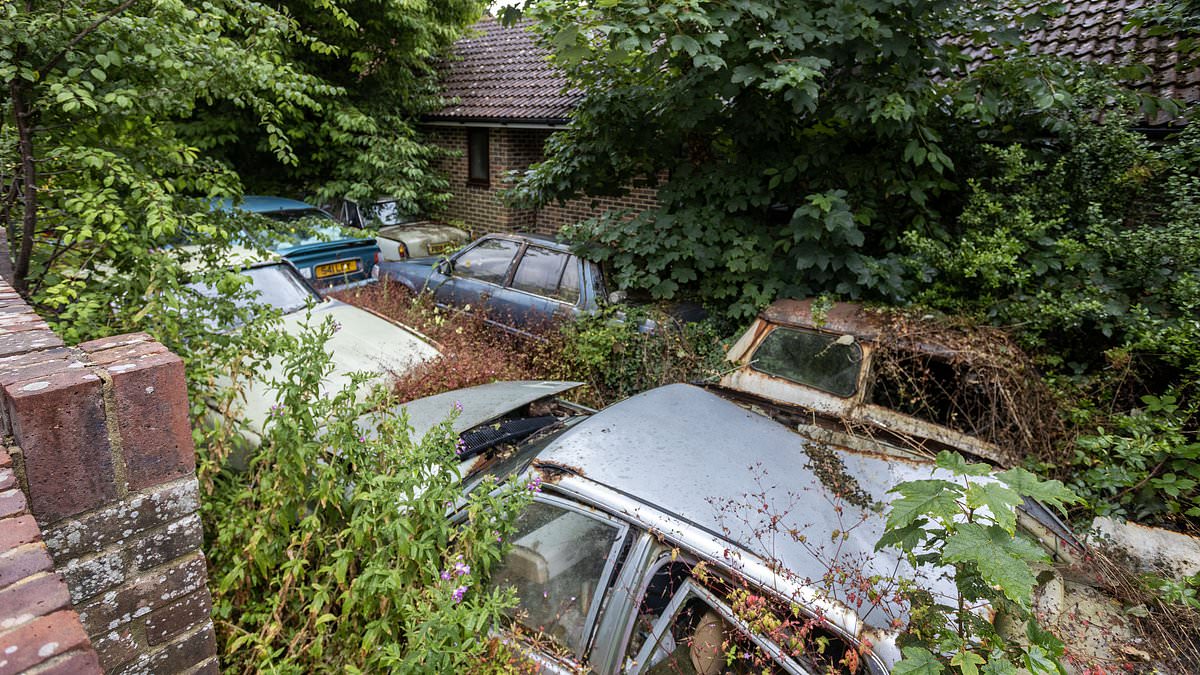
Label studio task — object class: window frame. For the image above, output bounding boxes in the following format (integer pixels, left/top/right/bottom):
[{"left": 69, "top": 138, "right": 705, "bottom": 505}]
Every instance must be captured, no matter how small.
[
  {"left": 468, "top": 127, "right": 490, "bottom": 186},
  {"left": 507, "top": 245, "right": 584, "bottom": 307},
  {"left": 627, "top": 578, "right": 811, "bottom": 675},
  {"left": 499, "top": 492, "right": 632, "bottom": 663}
]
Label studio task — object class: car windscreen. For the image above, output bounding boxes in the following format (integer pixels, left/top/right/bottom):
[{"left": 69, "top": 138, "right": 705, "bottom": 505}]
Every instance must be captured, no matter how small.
[
  {"left": 191, "top": 264, "right": 318, "bottom": 317},
  {"left": 262, "top": 222, "right": 362, "bottom": 250},
  {"left": 750, "top": 327, "right": 863, "bottom": 397}
]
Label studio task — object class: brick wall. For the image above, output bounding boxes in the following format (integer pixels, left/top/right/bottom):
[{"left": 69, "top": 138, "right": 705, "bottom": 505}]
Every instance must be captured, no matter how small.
[
  {"left": 0, "top": 445, "right": 103, "bottom": 675},
  {"left": 425, "top": 125, "right": 658, "bottom": 238},
  {"left": 0, "top": 281, "right": 217, "bottom": 675}
]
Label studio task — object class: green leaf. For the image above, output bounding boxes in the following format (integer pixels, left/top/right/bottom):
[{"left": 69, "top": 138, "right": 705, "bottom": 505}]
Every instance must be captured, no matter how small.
[
  {"left": 964, "top": 481, "right": 1023, "bottom": 534},
  {"left": 935, "top": 451, "right": 993, "bottom": 477},
  {"left": 886, "top": 479, "right": 962, "bottom": 530},
  {"left": 942, "top": 523, "right": 1038, "bottom": 607},
  {"left": 892, "top": 646, "right": 945, "bottom": 675},
  {"left": 996, "top": 467, "right": 1081, "bottom": 513},
  {"left": 951, "top": 650, "right": 987, "bottom": 675}
]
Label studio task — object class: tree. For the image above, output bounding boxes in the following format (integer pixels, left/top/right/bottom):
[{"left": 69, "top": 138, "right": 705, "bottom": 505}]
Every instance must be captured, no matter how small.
[
  {"left": 0, "top": 0, "right": 333, "bottom": 309},
  {"left": 507, "top": 0, "right": 1131, "bottom": 317},
  {"left": 185, "top": 0, "right": 487, "bottom": 212}
]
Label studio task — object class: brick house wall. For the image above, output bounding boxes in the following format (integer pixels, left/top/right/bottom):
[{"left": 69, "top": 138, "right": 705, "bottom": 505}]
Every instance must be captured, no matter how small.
[
  {"left": 0, "top": 280, "right": 217, "bottom": 675},
  {"left": 425, "top": 125, "right": 658, "bottom": 238}
]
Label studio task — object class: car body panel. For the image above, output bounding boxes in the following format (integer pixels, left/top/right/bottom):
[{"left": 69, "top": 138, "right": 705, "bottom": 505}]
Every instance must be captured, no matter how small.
[
  {"left": 365, "top": 380, "right": 585, "bottom": 444},
  {"left": 528, "top": 383, "right": 959, "bottom": 635},
  {"left": 720, "top": 298, "right": 1017, "bottom": 467},
  {"left": 216, "top": 195, "right": 380, "bottom": 289},
  {"left": 377, "top": 221, "right": 470, "bottom": 260},
  {"left": 235, "top": 298, "right": 440, "bottom": 435}
]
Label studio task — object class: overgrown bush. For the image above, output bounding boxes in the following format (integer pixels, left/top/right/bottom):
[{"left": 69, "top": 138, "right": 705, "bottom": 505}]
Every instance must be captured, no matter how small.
[
  {"left": 201, "top": 315, "right": 537, "bottom": 673},
  {"left": 333, "top": 280, "right": 728, "bottom": 409}
]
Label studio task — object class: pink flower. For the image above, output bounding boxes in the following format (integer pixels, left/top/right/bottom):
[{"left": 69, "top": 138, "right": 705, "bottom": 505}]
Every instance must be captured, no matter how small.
[
  {"left": 440, "top": 569, "right": 451, "bottom": 581},
  {"left": 454, "top": 561, "right": 470, "bottom": 576},
  {"left": 453, "top": 400, "right": 463, "bottom": 413},
  {"left": 452, "top": 586, "right": 468, "bottom": 603},
  {"left": 527, "top": 476, "right": 543, "bottom": 493}
]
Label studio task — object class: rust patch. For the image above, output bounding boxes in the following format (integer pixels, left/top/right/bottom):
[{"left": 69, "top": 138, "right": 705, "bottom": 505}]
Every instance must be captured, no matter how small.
[{"left": 532, "top": 460, "right": 585, "bottom": 483}]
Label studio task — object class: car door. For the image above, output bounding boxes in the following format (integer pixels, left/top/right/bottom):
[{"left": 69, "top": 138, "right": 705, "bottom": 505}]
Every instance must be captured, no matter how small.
[
  {"left": 491, "top": 246, "right": 585, "bottom": 334},
  {"left": 432, "top": 237, "right": 521, "bottom": 325},
  {"left": 487, "top": 495, "right": 630, "bottom": 673}
]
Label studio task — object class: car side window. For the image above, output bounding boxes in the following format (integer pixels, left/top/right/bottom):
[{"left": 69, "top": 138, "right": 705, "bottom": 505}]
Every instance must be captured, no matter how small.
[
  {"left": 454, "top": 238, "right": 520, "bottom": 285},
  {"left": 750, "top": 327, "right": 863, "bottom": 398},
  {"left": 490, "top": 497, "right": 628, "bottom": 661},
  {"left": 558, "top": 256, "right": 581, "bottom": 304},
  {"left": 627, "top": 579, "right": 804, "bottom": 675},
  {"left": 511, "top": 246, "right": 569, "bottom": 298}
]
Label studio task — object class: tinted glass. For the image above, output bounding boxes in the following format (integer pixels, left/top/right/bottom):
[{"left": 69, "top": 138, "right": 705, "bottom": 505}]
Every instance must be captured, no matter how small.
[
  {"left": 490, "top": 500, "right": 623, "bottom": 657},
  {"left": 261, "top": 208, "right": 334, "bottom": 223},
  {"left": 454, "top": 239, "right": 519, "bottom": 285},
  {"left": 512, "top": 247, "right": 568, "bottom": 298},
  {"left": 558, "top": 256, "right": 581, "bottom": 304},
  {"left": 750, "top": 328, "right": 862, "bottom": 397}
]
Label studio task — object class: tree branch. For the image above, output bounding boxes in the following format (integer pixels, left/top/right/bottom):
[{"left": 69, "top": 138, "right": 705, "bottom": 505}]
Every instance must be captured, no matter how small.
[{"left": 38, "top": 0, "right": 140, "bottom": 78}]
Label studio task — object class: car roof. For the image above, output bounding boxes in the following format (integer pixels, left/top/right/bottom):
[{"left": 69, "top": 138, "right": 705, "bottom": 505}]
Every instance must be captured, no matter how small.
[
  {"left": 531, "top": 383, "right": 957, "bottom": 631},
  {"left": 483, "top": 232, "right": 568, "bottom": 251},
  {"left": 213, "top": 195, "right": 322, "bottom": 214}
]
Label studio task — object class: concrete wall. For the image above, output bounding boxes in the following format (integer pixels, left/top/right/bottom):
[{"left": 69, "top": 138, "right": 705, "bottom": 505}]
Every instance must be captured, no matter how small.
[
  {"left": 426, "top": 125, "right": 658, "bottom": 237},
  {"left": 0, "top": 280, "right": 217, "bottom": 675}
]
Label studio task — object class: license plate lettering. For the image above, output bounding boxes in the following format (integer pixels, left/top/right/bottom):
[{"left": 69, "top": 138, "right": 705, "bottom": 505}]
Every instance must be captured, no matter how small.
[{"left": 315, "top": 260, "right": 359, "bottom": 279}]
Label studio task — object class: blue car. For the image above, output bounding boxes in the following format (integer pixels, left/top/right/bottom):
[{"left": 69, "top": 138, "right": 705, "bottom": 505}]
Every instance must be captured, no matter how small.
[
  {"left": 373, "top": 233, "right": 610, "bottom": 336},
  {"left": 216, "top": 196, "right": 380, "bottom": 289}
]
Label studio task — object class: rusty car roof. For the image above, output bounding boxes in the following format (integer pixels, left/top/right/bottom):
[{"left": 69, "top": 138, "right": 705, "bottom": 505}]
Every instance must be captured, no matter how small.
[
  {"left": 759, "top": 299, "right": 886, "bottom": 340},
  {"left": 532, "top": 382, "right": 958, "bottom": 631}
]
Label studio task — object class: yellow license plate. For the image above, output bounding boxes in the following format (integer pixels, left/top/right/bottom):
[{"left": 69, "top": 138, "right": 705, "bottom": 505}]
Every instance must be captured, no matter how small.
[
  {"left": 315, "top": 259, "right": 359, "bottom": 279},
  {"left": 427, "top": 241, "right": 458, "bottom": 256}
]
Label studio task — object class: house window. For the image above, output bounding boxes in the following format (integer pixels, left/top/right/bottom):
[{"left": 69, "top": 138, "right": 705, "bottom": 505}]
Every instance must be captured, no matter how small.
[{"left": 468, "top": 128, "right": 490, "bottom": 185}]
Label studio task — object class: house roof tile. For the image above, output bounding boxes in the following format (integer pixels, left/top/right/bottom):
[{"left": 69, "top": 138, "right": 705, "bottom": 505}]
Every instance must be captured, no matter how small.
[
  {"left": 428, "top": 18, "right": 580, "bottom": 124},
  {"left": 431, "top": 5, "right": 1196, "bottom": 126}
]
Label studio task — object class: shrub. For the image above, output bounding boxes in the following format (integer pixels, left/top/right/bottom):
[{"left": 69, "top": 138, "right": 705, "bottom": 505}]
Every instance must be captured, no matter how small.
[{"left": 200, "top": 315, "right": 535, "bottom": 673}]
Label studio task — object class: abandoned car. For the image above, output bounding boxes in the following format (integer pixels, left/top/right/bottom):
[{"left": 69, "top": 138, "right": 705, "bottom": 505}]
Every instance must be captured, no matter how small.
[
  {"left": 373, "top": 233, "right": 611, "bottom": 336},
  {"left": 424, "top": 380, "right": 1085, "bottom": 674},
  {"left": 215, "top": 195, "right": 381, "bottom": 289},
  {"left": 714, "top": 299, "right": 1064, "bottom": 468},
  {"left": 327, "top": 197, "right": 471, "bottom": 261},
  {"left": 194, "top": 259, "right": 440, "bottom": 442}
]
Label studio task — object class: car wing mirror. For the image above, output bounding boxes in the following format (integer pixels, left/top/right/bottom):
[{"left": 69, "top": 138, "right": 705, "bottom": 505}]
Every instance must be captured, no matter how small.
[{"left": 437, "top": 259, "right": 454, "bottom": 275}]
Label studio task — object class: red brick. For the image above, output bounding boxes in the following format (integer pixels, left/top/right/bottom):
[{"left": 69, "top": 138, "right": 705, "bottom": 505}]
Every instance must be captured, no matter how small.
[
  {"left": 0, "top": 466, "right": 13, "bottom": 491},
  {"left": 3, "top": 367, "right": 115, "bottom": 524},
  {"left": 100, "top": 351, "right": 195, "bottom": 490},
  {"left": 90, "top": 625, "right": 140, "bottom": 671},
  {"left": 84, "top": 340, "right": 168, "bottom": 368},
  {"left": 0, "top": 544, "right": 53, "bottom": 588},
  {"left": 109, "top": 624, "right": 214, "bottom": 675},
  {"left": 0, "top": 573, "right": 71, "bottom": 623},
  {"left": 0, "top": 329, "right": 64, "bottom": 359},
  {"left": 76, "top": 554, "right": 208, "bottom": 634},
  {"left": 145, "top": 590, "right": 211, "bottom": 645},
  {"left": 0, "top": 490, "right": 26, "bottom": 519},
  {"left": 0, "top": 451, "right": 9, "bottom": 470},
  {"left": 0, "top": 355, "right": 72, "bottom": 388},
  {"left": 0, "top": 610, "right": 91, "bottom": 675},
  {"left": 0, "top": 515, "right": 40, "bottom": 549},
  {"left": 43, "top": 479, "right": 199, "bottom": 561},
  {"left": 76, "top": 332, "right": 153, "bottom": 354},
  {"left": 29, "top": 649, "right": 103, "bottom": 675}
]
